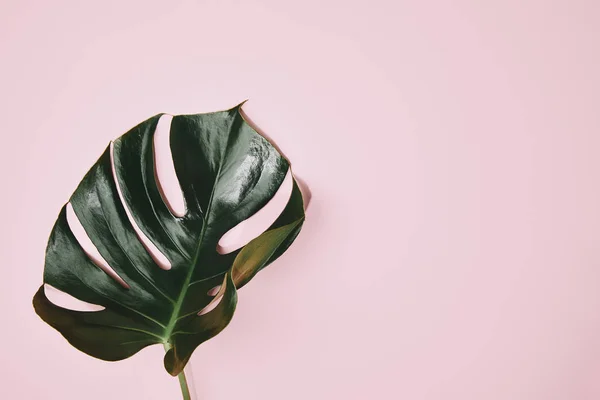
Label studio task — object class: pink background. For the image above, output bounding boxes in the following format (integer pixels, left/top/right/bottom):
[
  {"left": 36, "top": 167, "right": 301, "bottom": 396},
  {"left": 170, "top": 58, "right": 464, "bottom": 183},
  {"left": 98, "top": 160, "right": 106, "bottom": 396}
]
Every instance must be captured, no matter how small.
[{"left": 2, "top": 0, "right": 600, "bottom": 399}]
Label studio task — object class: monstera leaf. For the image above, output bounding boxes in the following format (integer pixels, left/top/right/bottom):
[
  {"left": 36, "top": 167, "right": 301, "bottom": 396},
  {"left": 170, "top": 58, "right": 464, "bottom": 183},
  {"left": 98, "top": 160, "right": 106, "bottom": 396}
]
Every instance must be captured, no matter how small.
[{"left": 33, "top": 104, "right": 305, "bottom": 384}]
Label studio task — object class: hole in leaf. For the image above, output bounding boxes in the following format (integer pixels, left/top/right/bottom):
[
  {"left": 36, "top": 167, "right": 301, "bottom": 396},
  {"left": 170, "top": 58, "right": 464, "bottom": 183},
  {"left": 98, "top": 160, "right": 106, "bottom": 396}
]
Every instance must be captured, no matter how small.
[
  {"left": 199, "top": 277, "right": 227, "bottom": 316},
  {"left": 44, "top": 284, "right": 105, "bottom": 312},
  {"left": 217, "top": 169, "right": 293, "bottom": 254},
  {"left": 153, "top": 114, "right": 186, "bottom": 218},
  {"left": 207, "top": 285, "right": 220, "bottom": 296},
  {"left": 66, "top": 203, "right": 130, "bottom": 289},
  {"left": 110, "top": 142, "right": 172, "bottom": 270}
]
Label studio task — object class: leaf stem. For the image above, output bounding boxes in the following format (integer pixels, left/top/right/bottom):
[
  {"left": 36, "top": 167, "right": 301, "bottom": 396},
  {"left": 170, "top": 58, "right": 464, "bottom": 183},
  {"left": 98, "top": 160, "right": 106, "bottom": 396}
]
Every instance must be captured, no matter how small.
[
  {"left": 177, "top": 369, "right": 192, "bottom": 400},
  {"left": 164, "top": 343, "right": 192, "bottom": 400}
]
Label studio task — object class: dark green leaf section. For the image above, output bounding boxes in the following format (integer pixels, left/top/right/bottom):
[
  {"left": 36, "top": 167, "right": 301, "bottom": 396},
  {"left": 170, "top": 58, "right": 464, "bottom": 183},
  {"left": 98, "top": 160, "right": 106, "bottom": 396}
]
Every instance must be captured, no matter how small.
[
  {"left": 164, "top": 271, "right": 238, "bottom": 375},
  {"left": 33, "top": 104, "right": 305, "bottom": 376}
]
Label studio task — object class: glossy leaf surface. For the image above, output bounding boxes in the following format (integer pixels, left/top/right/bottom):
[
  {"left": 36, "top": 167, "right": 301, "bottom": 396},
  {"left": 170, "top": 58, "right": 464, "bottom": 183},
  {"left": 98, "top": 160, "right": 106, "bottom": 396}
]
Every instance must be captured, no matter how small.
[{"left": 33, "top": 104, "right": 305, "bottom": 376}]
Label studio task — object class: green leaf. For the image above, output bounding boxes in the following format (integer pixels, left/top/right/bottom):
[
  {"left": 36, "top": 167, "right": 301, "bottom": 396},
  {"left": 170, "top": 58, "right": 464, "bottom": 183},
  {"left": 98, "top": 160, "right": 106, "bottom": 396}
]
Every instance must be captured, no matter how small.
[{"left": 33, "top": 104, "right": 305, "bottom": 376}]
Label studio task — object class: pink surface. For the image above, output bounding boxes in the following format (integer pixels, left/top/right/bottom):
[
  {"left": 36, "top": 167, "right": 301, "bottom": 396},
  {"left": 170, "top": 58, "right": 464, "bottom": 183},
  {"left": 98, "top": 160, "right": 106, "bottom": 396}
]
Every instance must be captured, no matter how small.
[{"left": 1, "top": 1, "right": 600, "bottom": 399}]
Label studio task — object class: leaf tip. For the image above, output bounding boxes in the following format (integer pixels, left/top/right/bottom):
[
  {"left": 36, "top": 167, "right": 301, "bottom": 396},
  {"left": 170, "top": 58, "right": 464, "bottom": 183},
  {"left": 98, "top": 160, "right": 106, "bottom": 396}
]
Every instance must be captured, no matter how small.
[{"left": 237, "top": 99, "right": 249, "bottom": 109}]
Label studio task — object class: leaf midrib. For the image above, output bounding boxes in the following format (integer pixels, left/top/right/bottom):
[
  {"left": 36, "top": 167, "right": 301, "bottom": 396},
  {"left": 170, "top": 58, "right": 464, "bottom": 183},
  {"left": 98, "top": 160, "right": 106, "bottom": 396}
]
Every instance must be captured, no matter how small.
[
  {"left": 161, "top": 214, "right": 211, "bottom": 342},
  {"left": 161, "top": 120, "right": 232, "bottom": 343}
]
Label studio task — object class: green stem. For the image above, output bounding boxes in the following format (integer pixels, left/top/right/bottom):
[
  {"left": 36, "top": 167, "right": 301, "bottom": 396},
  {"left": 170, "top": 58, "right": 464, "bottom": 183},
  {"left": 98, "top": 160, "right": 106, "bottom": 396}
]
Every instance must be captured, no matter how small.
[
  {"left": 177, "top": 369, "right": 192, "bottom": 400},
  {"left": 164, "top": 343, "right": 192, "bottom": 400}
]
